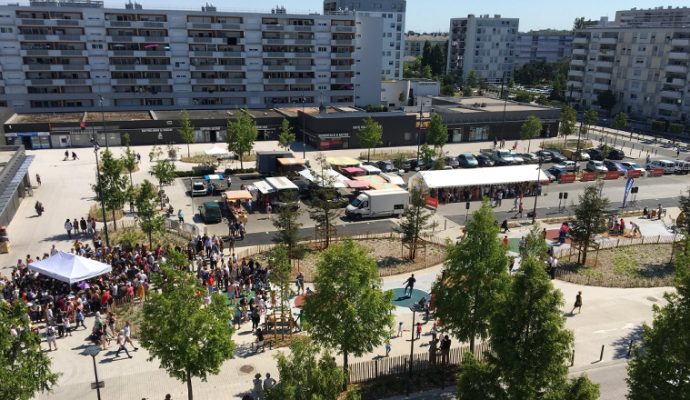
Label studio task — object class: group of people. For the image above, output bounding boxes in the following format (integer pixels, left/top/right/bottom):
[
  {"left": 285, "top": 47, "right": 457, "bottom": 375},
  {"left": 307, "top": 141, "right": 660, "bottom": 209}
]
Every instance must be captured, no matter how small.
[
  {"left": 63, "top": 217, "right": 98, "bottom": 240},
  {"left": 430, "top": 184, "right": 538, "bottom": 207}
]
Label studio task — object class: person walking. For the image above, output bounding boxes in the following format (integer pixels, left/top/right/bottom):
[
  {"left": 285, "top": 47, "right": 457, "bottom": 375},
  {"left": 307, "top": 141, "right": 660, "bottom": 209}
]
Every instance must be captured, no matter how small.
[
  {"left": 79, "top": 217, "right": 87, "bottom": 235},
  {"left": 415, "top": 322, "right": 422, "bottom": 340},
  {"left": 384, "top": 340, "right": 392, "bottom": 357},
  {"left": 500, "top": 219, "right": 510, "bottom": 233},
  {"left": 440, "top": 335, "right": 451, "bottom": 364},
  {"left": 64, "top": 219, "right": 73, "bottom": 239},
  {"left": 115, "top": 329, "right": 133, "bottom": 358},
  {"left": 570, "top": 291, "right": 583, "bottom": 314},
  {"left": 45, "top": 324, "right": 58, "bottom": 351},
  {"left": 295, "top": 271, "right": 304, "bottom": 295},
  {"left": 71, "top": 151, "right": 79, "bottom": 160},
  {"left": 263, "top": 373, "right": 276, "bottom": 391},
  {"left": 397, "top": 321, "right": 403, "bottom": 337},
  {"left": 72, "top": 218, "right": 80, "bottom": 235},
  {"left": 124, "top": 321, "right": 138, "bottom": 351},
  {"left": 403, "top": 274, "right": 416, "bottom": 297},
  {"left": 36, "top": 173, "right": 41, "bottom": 186},
  {"left": 178, "top": 209, "right": 184, "bottom": 223}
]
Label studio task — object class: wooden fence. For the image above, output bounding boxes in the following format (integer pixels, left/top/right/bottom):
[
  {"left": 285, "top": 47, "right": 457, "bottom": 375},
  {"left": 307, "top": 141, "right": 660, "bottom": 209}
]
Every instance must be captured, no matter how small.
[
  {"left": 552, "top": 233, "right": 681, "bottom": 260},
  {"left": 348, "top": 342, "right": 491, "bottom": 384}
]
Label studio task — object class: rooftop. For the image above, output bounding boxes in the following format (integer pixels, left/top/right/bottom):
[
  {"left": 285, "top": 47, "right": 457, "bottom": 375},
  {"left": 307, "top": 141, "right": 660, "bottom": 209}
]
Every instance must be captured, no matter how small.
[
  {"left": 432, "top": 96, "right": 555, "bottom": 113},
  {"left": 85, "top": 111, "right": 151, "bottom": 122},
  {"left": 152, "top": 109, "right": 236, "bottom": 121},
  {"left": 7, "top": 113, "right": 84, "bottom": 124}
]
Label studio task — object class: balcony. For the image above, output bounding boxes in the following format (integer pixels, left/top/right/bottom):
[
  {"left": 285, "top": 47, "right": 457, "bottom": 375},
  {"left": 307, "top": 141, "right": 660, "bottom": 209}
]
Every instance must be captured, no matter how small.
[
  {"left": 599, "top": 37, "right": 617, "bottom": 45},
  {"left": 596, "top": 60, "right": 614, "bottom": 68},
  {"left": 666, "top": 78, "right": 686, "bottom": 87},
  {"left": 331, "top": 52, "right": 353, "bottom": 58},
  {"left": 262, "top": 38, "right": 314, "bottom": 45},
  {"left": 669, "top": 52, "right": 689, "bottom": 61},
  {"left": 666, "top": 64, "right": 688, "bottom": 74},
  {"left": 671, "top": 38, "right": 690, "bottom": 47},
  {"left": 572, "top": 48, "right": 586, "bottom": 56},
  {"left": 20, "top": 18, "right": 45, "bottom": 25},
  {"left": 658, "top": 102, "right": 680, "bottom": 111},
  {"left": 567, "top": 80, "right": 582, "bottom": 88},
  {"left": 573, "top": 37, "right": 587, "bottom": 45},
  {"left": 330, "top": 77, "right": 351, "bottom": 84},
  {"left": 593, "top": 83, "right": 609, "bottom": 91},
  {"left": 570, "top": 59, "right": 585, "bottom": 67},
  {"left": 595, "top": 72, "right": 611, "bottom": 79},
  {"left": 660, "top": 90, "right": 682, "bottom": 100},
  {"left": 332, "top": 26, "right": 355, "bottom": 33},
  {"left": 332, "top": 65, "right": 353, "bottom": 71},
  {"left": 331, "top": 39, "right": 353, "bottom": 46},
  {"left": 568, "top": 70, "right": 584, "bottom": 78}
]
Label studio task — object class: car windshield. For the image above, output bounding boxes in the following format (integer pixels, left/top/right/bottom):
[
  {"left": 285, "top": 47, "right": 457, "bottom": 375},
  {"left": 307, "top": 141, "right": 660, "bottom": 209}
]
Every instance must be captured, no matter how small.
[
  {"left": 192, "top": 183, "right": 204, "bottom": 190},
  {"left": 629, "top": 163, "right": 640, "bottom": 168},
  {"left": 351, "top": 198, "right": 362, "bottom": 208}
]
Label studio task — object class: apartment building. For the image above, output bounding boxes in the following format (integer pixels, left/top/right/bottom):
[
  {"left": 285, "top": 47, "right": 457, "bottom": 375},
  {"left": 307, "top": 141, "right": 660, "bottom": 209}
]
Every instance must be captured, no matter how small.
[
  {"left": 0, "top": 0, "right": 366, "bottom": 113},
  {"left": 567, "top": 7, "right": 690, "bottom": 123},
  {"left": 404, "top": 32, "right": 448, "bottom": 62},
  {"left": 324, "top": 0, "right": 406, "bottom": 80},
  {"left": 447, "top": 14, "right": 519, "bottom": 84},
  {"left": 515, "top": 32, "right": 573, "bottom": 66}
]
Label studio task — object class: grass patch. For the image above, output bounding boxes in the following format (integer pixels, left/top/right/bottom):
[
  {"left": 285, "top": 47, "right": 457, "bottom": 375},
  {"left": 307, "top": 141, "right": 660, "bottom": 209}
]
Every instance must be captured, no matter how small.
[
  {"left": 358, "top": 150, "right": 418, "bottom": 162},
  {"left": 112, "top": 302, "right": 143, "bottom": 339},
  {"left": 540, "top": 139, "right": 594, "bottom": 152},
  {"left": 88, "top": 205, "right": 124, "bottom": 221},
  {"left": 110, "top": 225, "right": 188, "bottom": 250},
  {"left": 180, "top": 152, "right": 256, "bottom": 164}
]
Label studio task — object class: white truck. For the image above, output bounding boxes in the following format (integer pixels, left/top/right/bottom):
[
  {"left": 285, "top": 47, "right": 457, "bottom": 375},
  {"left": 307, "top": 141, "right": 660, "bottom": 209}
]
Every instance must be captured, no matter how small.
[{"left": 345, "top": 189, "right": 409, "bottom": 220}]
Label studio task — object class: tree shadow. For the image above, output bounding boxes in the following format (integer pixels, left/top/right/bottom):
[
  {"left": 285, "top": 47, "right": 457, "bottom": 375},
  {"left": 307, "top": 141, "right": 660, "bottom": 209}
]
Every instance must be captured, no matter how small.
[{"left": 612, "top": 325, "right": 644, "bottom": 360}]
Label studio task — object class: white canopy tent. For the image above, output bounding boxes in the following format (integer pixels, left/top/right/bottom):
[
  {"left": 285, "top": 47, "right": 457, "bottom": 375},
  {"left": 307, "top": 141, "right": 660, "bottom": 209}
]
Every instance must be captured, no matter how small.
[
  {"left": 28, "top": 252, "right": 112, "bottom": 284},
  {"left": 298, "top": 168, "right": 348, "bottom": 188},
  {"left": 204, "top": 146, "right": 229, "bottom": 156},
  {"left": 408, "top": 165, "right": 547, "bottom": 191}
]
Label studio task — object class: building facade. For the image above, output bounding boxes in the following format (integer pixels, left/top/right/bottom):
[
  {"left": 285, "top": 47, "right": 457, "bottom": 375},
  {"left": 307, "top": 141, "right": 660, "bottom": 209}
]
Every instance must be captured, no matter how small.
[
  {"left": 446, "top": 14, "right": 519, "bottom": 83},
  {"left": 404, "top": 32, "right": 448, "bottom": 61},
  {"left": 0, "top": 0, "right": 369, "bottom": 113},
  {"left": 567, "top": 7, "right": 690, "bottom": 123},
  {"left": 324, "top": 0, "right": 406, "bottom": 80},
  {"left": 381, "top": 79, "right": 440, "bottom": 109},
  {"left": 515, "top": 32, "right": 573, "bottom": 66}
]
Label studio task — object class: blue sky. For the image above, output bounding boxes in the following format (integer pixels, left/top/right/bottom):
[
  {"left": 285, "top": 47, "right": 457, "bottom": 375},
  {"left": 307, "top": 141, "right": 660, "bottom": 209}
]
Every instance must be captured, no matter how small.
[{"left": 97, "top": 0, "right": 690, "bottom": 32}]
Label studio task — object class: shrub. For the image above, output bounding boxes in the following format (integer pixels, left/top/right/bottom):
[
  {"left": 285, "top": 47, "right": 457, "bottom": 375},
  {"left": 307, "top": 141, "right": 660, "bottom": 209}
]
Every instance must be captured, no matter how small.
[{"left": 669, "top": 123, "right": 685, "bottom": 134}]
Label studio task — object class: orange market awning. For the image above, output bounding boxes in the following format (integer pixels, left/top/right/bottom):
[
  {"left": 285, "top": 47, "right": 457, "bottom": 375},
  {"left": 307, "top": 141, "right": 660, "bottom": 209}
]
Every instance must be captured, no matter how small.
[
  {"left": 224, "top": 190, "right": 253, "bottom": 201},
  {"left": 354, "top": 175, "right": 399, "bottom": 190},
  {"left": 345, "top": 180, "right": 371, "bottom": 189},
  {"left": 276, "top": 157, "right": 305, "bottom": 166}
]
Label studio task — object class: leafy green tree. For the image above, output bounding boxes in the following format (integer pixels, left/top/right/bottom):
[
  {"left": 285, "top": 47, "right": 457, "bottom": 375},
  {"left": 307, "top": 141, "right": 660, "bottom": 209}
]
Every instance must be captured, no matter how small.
[
  {"left": 302, "top": 239, "right": 394, "bottom": 388},
  {"left": 395, "top": 188, "right": 437, "bottom": 260},
  {"left": 432, "top": 200, "right": 509, "bottom": 353},
  {"left": 272, "top": 194, "right": 303, "bottom": 259},
  {"left": 462, "top": 86, "right": 473, "bottom": 97},
  {"left": 149, "top": 158, "right": 177, "bottom": 206},
  {"left": 522, "top": 224, "right": 549, "bottom": 262},
  {"left": 358, "top": 117, "right": 383, "bottom": 162},
  {"left": 419, "top": 143, "right": 435, "bottom": 168},
  {"left": 140, "top": 251, "right": 235, "bottom": 400},
  {"left": 422, "top": 65, "right": 433, "bottom": 79},
  {"left": 612, "top": 111, "right": 628, "bottom": 133},
  {"left": 678, "top": 189, "right": 690, "bottom": 233},
  {"left": 278, "top": 118, "right": 296, "bottom": 151},
  {"left": 268, "top": 244, "right": 294, "bottom": 340},
  {"left": 466, "top": 70, "right": 479, "bottom": 88},
  {"left": 421, "top": 41, "right": 432, "bottom": 67},
  {"left": 596, "top": 90, "right": 616, "bottom": 116},
  {"left": 0, "top": 301, "right": 59, "bottom": 400},
  {"left": 573, "top": 17, "right": 587, "bottom": 30},
  {"left": 94, "top": 149, "right": 129, "bottom": 231},
  {"left": 582, "top": 108, "right": 598, "bottom": 136},
  {"left": 267, "top": 337, "right": 345, "bottom": 400},
  {"left": 429, "top": 43, "right": 446, "bottom": 76},
  {"left": 121, "top": 146, "right": 137, "bottom": 190},
  {"left": 627, "top": 233, "right": 690, "bottom": 400},
  {"left": 560, "top": 105, "right": 577, "bottom": 142},
  {"left": 514, "top": 90, "right": 534, "bottom": 103},
  {"left": 308, "top": 185, "right": 342, "bottom": 249},
  {"left": 134, "top": 179, "right": 165, "bottom": 248},
  {"left": 426, "top": 114, "right": 448, "bottom": 155},
  {"left": 441, "top": 84, "right": 455, "bottom": 96},
  {"left": 520, "top": 115, "right": 542, "bottom": 153},
  {"left": 570, "top": 184, "right": 609, "bottom": 265},
  {"left": 226, "top": 110, "right": 258, "bottom": 170},
  {"left": 178, "top": 110, "right": 195, "bottom": 158}
]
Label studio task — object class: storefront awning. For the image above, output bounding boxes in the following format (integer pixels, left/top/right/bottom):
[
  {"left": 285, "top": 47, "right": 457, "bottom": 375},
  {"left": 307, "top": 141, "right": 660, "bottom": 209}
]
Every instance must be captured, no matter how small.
[
  {"left": 354, "top": 175, "right": 400, "bottom": 190},
  {"left": 224, "top": 190, "right": 253, "bottom": 201},
  {"left": 408, "top": 165, "right": 547, "bottom": 191},
  {"left": 326, "top": 156, "right": 360, "bottom": 167},
  {"left": 203, "top": 174, "right": 225, "bottom": 181},
  {"left": 341, "top": 167, "right": 365, "bottom": 175},
  {"left": 276, "top": 157, "right": 305, "bottom": 166}
]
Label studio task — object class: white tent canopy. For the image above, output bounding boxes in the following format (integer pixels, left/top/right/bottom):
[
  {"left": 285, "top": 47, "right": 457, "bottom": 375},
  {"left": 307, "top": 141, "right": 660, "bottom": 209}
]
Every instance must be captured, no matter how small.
[
  {"left": 204, "top": 146, "right": 229, "bottom": 156},
  {"left": 408, "top": 165, "right": 547, "bottom": 191},
  {"left": 28, "top": 251, "right": 112, "bottom": 284},
  {"left": 298, "top": 168, "right": 348, "bottom": 188}
]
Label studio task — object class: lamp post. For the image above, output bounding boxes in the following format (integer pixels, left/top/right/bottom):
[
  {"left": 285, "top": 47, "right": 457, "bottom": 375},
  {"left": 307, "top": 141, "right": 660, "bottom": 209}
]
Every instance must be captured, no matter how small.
[
  {"left": 416, "top": 102, "right": 423, "bottom": 165},
  {"left": 301, "top": 96, "right": 306, "bottom": 159},
  {"left": 98, "top": 95, "right": 108, "bottom": 149},
  {"left": 85, "top": 345, "right": 103, "bottom": 400},
  {"left": 532, "top": 156, "right": 543, "bottom": 224},
  {"left": 91, "top": 138, "right": 110, "bottom": 248}
]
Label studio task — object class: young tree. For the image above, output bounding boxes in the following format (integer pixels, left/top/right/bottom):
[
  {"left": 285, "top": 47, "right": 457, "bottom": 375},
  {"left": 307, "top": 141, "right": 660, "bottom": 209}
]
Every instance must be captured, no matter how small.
[
  {"left": 302, "top": 239, "right": 394, "bottom": 388},
  {"left": 582, "top": 108, "right": 598, "bottom": 136},
  {"left": 520, "top": 115, "right": 542, "bottom": 153},
  {"left": 429, "top": 43, "right": 446, "bottom": 76},
  {"left": 140, "top": 251, "right": 235, "bottom": 400},
  {"left": 559, "top": 105, "right": 577, "bottom": 142},
  {"left": 0, "top": 301, "right": 59, "bottom": 400},
  {"left": 149, "top": 158, "right": 177, "bottom": 196},
  {"left": 179, "top": 110, "right": 195, "bottom": 158},
  {"left": 678, "top": 189, "right": 690, "bottom": 233},
  {"left": 308, "top": 184, "right": 342, "bottom": 248},
  {"left": 358, "top": 117, "right": 383, "bottom": 162},
  {"left": 612, "top": 111, "right": 628, "bottom": 133},
  {"left": 426, "top": 114, "right": 448, "bottom": 156},
  {"left": 419, "top": 143, "right": 435, "bottom": 167},
  {"left": 627, "top": 235, "right": 690, "bottom": 400},
  {"left": 570, "top": 184, "right": 609, "bottom": 265},
  {"left": 268, "top": 244, "right": 293, "bottom": 340},
  {"left": 267, "top": 337, "right": 345, "bottom": 400},
  {"left": 466, "top": 70, "right": 479, "bottom": 88},
  {"left": 134, "top": 179, "right": 165, "bottom": 248},
  {"left": 226, "top": 110, "right": 257, "bottom": 170},
  {"left": 596, "top": 90, "right": 616, "bottom": 116},
  {"left": 462, "top": 86, "right": 473, "bottom": 97},
  {"left": 272, "top": 196, "right": 303, "bottom": 259},
  {"left": 121, "top": 146, "right": 137, "bottom": 189},
  {"left": 432, "top": 200, "right": 509, "bottom": 354},
  {"left": 395, "top": 188, "right": 437, "bottom": 260},
  {"left": 277, "top": 118, "right": 296, "bottom": 151},
  {"left": 94, "top": 149, "right": 129, "bottom": 231}
]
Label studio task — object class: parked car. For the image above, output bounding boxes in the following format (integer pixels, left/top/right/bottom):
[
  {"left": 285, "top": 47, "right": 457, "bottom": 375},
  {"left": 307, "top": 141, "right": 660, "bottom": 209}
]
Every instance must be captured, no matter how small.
[
  {"left": 520, "top": 153, "right": 539, "bottom": 164},
  {"left": 554, "top": 161, "right": 578, "bottom": 172},
  {"left": 620, "top": 162, "right": 645, "bottom": 174},
  {"left": 457, "top": 153, "right": 478, "bottom": 168},
  {"left": 191, "top": 180, "right": 207, "bottom": 197},
  {"left": 444, "top": 155, "right": 460, "bottom": 169},
  {"left": 511, "top": 153, "right": 525, "bottom": 164},
  {"left": 603, "top": 160, "right": 626, "bottom": 176},
  {"left": 675, "top": 160, "right": 690, "bottom": 175},
  {"left": 586, "top": 160, "right": 608, "bottom": 173},
  {"left": 586, "top": 148, "right": 604, "bottom": 161},
  {"left": 375, "top": 160, "right": 395, "bottom": 173},
  {"left": 475, "top": 154, "right": 495, "bottom": 167},
  {"left": 406, "top": 158, "right": 422, "bottom": 171},
  {"left": 562, "top": 148, "right": 591, "bottom": 161},
  {"left": 535, "top": 150, "right": 554, "bottom": 162},
  {"left": 488, "top": 150, "right": 515, "bottom": 166},
  {"left": 646, "top": 159, "right": 676, "bottom": 174},
  {"left": 546, "top": 166, "right": 566, "bottom": 179},
  {"left": 542, "top": 168, "right": 557, "bottom": 182},
  {"left": 399, "top": 159, "right": 413, "bottom": 172},
  {"left": 549, "top": 150, "right": 567, "bottom": 163},
  {"left": 199, "top": 201, "right": 222, "bottom": 224},
  {"left": 606, "top": 148, "right": 625, "bottom": 160}
]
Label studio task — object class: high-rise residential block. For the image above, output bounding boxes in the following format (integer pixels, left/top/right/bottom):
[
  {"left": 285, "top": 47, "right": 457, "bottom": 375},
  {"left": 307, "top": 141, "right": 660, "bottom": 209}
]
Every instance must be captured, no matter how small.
[
  {"left": 0, "top": 0, "right": 368, "bottom": 113},
  {"left": 447, "top": 14, "right": 519, "bottom": 84},
  {"left": 567, "top": 6, "right": 690, "bottom": 123},
  {"left": 515, "top": 32, "right": 573, "bottom": 66},
  {"left": 404, "top": 32, "right": 448, "bottom": 62}
]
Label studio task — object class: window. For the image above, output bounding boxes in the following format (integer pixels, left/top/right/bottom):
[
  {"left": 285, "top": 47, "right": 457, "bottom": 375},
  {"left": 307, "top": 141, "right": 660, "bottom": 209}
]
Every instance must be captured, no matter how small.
[{"left": 0, "top": 27, "right": 12, "bottom": 33}]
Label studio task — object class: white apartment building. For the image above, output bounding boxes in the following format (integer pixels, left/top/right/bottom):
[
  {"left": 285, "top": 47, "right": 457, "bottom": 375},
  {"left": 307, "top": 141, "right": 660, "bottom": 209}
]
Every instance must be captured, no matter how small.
[
  {"left": 404, "top": 32, "right": 448, "bottom": 62},
  {"left": 324, "top": 0, "right": 406, "bottom": 80},
  {"left": 515, "top": 32, "right": 573, "bottom": 66},
  {"left": 567, "top": 7, "right": 690, "bottom": 123},
  {"left": 446, "top": 14, "right": 519, "bottom": 84},
  {"left": 0, "top": 0, "right": 367, "bottom": 113}
]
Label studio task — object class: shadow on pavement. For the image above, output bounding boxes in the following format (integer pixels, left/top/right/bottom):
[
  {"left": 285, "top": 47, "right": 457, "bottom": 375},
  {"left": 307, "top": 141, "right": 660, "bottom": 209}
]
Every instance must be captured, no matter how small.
[{"left": 612, "top": 325, "right": 644, "bottom": 360}]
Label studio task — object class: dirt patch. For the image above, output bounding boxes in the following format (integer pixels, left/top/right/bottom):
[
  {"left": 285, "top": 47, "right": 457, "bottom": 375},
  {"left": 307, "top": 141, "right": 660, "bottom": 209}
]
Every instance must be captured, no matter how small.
[
  {"left": 556, "top": 243, "right": 676, "bottom": 288},
  {"left": 88, "top": 205, "right": 124, "bottom": 222}
]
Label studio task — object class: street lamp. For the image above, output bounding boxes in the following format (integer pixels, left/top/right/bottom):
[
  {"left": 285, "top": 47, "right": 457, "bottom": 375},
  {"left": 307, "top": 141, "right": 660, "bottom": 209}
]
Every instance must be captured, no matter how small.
[
  {"left": 407, "top": 303, "right": 424, "bottom": 395},
  {"left": 98, "top": 95, "right": 108, "bottom": 149},
  {"left": 532, "top": 157, "right": 544, "bottom": 224},
  {"left": 91, "top": 138, "right": 110, "bottom": 248},
  {"left": 84, "top": 345, "right": 103, "bottom": 400},
  {"left": 301, "top": 96, "right": 307, "bottom": 159},
  {"left": 416, "top": 102, "right": 423, "bottom": 165}
]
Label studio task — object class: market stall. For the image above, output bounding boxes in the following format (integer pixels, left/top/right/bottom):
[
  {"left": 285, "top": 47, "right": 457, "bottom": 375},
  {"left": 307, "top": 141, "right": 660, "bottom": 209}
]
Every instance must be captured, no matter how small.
[
  {"left": 340, "top": 166, "right": 366, "bottom": 178},
  {"left": 276, "top": 157, "right": 306, "bottom": 175},
  {"left": 223, "top": 190, "right": 252, "bottom": 224},
  {"left": 354, "top": 175, "right": 401, "bottom": 190},
  {"left": 326, "top": 156, "right": 360, "bottom": 168},
  {"left": 28, "top": 252, "right": 112, "bottom": 284}
]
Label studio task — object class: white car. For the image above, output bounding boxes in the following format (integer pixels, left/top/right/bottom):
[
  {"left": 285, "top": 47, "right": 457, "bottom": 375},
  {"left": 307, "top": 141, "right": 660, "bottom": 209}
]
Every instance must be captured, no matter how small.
[
  {"left": 554, "top": 161, "right": 578, "bottom": 172},
  {"left": 586, "top": 160, "right": 608, "bottom": 173},
  {"left": 647, "top": 160, "right": 676, "bottom": 174}
]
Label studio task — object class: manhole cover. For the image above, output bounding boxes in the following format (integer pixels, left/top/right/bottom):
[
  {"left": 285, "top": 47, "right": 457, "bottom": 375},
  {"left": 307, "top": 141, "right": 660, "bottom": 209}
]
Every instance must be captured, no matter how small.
[
  {"left": 646, "top": 296, "right": 658, "bottom": 302},
  {"left": 239, "top": 365, "right": 255, "bottom": 374}
]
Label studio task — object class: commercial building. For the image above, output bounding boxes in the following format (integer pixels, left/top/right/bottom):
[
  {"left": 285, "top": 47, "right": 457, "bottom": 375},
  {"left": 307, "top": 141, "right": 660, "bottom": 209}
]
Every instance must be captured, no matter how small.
[
  {"left": 404, "top": 32, "right": 448, "bottom": 62},
  {"left": 430, "top": 96, "right": 560, "bottom": 143},
  {"left": 381, "top": 79, "right": 440, "bottom": 109},
  {"left": 324, "top": 0, "right": 406, "bottom": 80},
  {"left": 447, "top": 14, "right": 519, "bottom": 83},
  {"left": 515, "top": 31, "right": 573, "bottom": 66},
  {"left": 0, "top": 0, "right": 368, "bottom": 113},
  {"left": 0, "top": 145, "right": 34, "bottom": 227},
  {"left": 567, "top": 6, "right": 690, "bottom": 123}
]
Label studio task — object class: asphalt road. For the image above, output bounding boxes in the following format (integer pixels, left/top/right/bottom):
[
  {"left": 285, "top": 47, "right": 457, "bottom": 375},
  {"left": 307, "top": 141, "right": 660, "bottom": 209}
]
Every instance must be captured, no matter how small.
[{"left": 571, "top": 361, "right": 629, "bottom": 400}]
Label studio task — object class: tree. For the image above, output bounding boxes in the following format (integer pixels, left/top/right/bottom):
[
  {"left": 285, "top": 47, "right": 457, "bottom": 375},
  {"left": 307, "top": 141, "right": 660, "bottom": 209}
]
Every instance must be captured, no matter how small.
[
  {"left": 94, "top": 149, "right": 129, "bottom": 231},
  {"left": 121, "top": 146, "right": 137, "bottom": 190},
  {"left": 419, "top": 143, "right": 435, "bottom": 168},
  {"left": 395, "top": 188, "right": 436, "bottom": 260},
  {"left": 432, "top": 200, "right": 509, "bottom": 354},
  {"left": 268, "top": 244, "right": 294, "bottom": 340},
  {"left": 462, "top": 86, "right": 473, "bottom": 97},
  {"left": 266, "top": 337, "right": 345, "bottom": 400},
  {"left": 134, "top": 179, "right": 165, "bottom": 248},
  {"left": 0, "top": 301, "right": 59, "bottom": 400},
  {"left": 278, "top": 118, "right": 296, "bottom": 151},
  {"left": 582, "top": 108, "right": 598, "bottom": 136},
  {"left": 421, "top": 65, "right": 433, "bottom": 79},
  {"left": 421, "top": 41, "right": 432, "bottom": 67},
  {"left": 429, "top": 43, "right": 446, "bottom": 76},
  {"left": 358, "top": 117, "right": 383, "bottom": 163},
  {"left": 520, "top": 115, "right": 542, "bottom": 152},
  {"left": 149, "top": 158, "right": 177, "bottom": 207},
  {"left": 560, "top": 105, "right": 577, "bottom": 142},
  {"left": 140, "top": 251, "right": 235, "bottom": 400},
  {"left": 308, "top": 182, "right": 342, "bottom": 248},
  {"left": 302, "top": 239, "right": 394, "bottom": 389},
  {"left": 441, "top": 84, "right": 455, "bottom": 96},
  {"left": 272, "top": 194, "right": 303, "bottom": 259},
  {"left": 612, "top": 111, "right": 628, "bottom": 133},
  {"left": 596, "top": 90, "right": 616, "bottom": 116},
  {"left": 426, "top": 114, "right": 448, "bottom": 156},
  {"left": 678, "top": 189, "right": 690, "bottom": 233},
  {"left": 627, "top": 234, "right": 690, "bottom": 400},
  {"left": 570, "top": 184, "right": 609, "bottom": 265},
  {"left": 466, "top": 70, "right": 479, "bottom": 88},
  {"left": 226, "top": 110, "right": 257, "bottom": 170},
  {"left": 573, "top": 17, "right": 587, "bottom": 30},
  {"left": 179, "top": 110, "right": 195, "bottom": 158}
]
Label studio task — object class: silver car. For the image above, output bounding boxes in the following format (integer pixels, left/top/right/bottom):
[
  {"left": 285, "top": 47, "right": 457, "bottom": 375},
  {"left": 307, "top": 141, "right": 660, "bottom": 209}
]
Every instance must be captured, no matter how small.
[{"left": 586, "top": 160, "right": 608, "bottom": 173}]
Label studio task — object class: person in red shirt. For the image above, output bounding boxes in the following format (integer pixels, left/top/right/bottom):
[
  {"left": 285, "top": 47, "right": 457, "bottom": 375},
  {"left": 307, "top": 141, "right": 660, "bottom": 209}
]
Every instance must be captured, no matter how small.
[{"left": 101, "top": 290, "right": 110, "bottom": 311}]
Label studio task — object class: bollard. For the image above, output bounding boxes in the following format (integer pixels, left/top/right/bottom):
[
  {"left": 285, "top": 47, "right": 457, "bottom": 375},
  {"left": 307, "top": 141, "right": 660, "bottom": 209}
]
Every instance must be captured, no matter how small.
[
  {"left": 599, "top": 344, "right": 605, "bottom": 362},
  {"left": 627, "top": 340, "right": 633, "bottom": 358},
  {"left": 571, "top": 350, "right": 575, "bottom": 366},
  {"left": 444, "top": 220, "right": 447, "bottom": 230}
]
